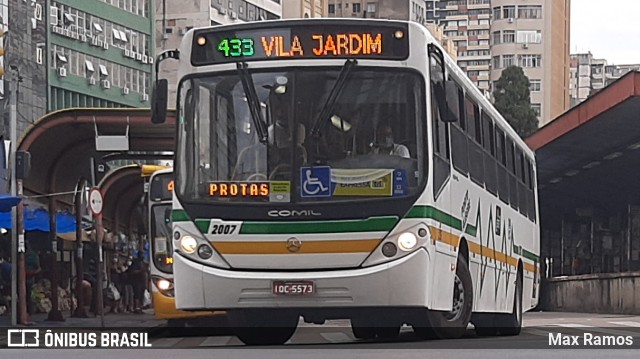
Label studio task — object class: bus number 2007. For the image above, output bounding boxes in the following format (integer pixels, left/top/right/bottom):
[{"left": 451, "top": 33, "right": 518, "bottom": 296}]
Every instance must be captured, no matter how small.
[{"left": 210, "top": 224, "right": 237, "bottom": 235}]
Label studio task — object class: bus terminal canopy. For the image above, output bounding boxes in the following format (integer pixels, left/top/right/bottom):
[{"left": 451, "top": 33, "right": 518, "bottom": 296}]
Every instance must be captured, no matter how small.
[
  {"left": 526, "top": 71, "right": 640, "bottom": 215},
  {"left": 17, "top": 108, "right": 176, "bottom": 211}
]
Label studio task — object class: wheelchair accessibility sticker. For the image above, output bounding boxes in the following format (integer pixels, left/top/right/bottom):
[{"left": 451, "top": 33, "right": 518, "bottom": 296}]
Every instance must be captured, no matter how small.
[{"left": 300, "top": 166, "right": 332, "bottom": 197}]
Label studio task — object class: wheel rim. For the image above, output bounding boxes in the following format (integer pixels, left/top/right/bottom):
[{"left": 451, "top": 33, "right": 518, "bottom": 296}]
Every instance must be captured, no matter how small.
[{"left": 444, "top": 274, "right": 465, "bottom": 321}]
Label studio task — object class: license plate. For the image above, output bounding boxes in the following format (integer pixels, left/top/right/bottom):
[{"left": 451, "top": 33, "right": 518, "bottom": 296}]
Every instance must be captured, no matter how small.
[{"left": 272, "top": 281, "right": 315, "bottom": 295}]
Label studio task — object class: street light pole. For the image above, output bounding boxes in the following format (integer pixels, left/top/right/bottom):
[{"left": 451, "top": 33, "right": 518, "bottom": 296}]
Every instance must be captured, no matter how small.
[{"left": 9, "top": 66, "right": 17, "bottom": 327}]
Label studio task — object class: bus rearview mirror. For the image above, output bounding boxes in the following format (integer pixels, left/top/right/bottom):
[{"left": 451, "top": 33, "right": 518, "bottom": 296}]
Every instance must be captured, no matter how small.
[{"left": 151, "top": 79, "right": 168, "bottom": 124}]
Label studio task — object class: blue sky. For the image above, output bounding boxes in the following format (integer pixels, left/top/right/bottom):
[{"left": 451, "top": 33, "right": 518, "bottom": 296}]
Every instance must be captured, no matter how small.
[{"left": 571, "top": 0, "right": 640, "bottom": 64}]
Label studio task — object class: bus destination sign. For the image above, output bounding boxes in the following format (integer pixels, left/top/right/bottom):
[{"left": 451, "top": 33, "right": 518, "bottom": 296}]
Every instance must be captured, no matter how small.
[
  {"left": 191, "top": 23, "right": 409, "bottom": 65},
  {"left": 207, "top": 182, "right": 270, "bottom": 198}
]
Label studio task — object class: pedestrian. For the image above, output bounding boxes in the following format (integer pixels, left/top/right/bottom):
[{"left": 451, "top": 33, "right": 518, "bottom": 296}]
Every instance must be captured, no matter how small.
[
  {"left": 127, "top": 252, "right": 147, "bottom": 314},
  {"left": 121, "top": 258, "right": 134, "bottom": 312}
]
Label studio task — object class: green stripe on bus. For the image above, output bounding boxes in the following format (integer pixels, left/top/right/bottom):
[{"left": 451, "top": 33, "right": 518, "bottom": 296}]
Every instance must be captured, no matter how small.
[
  {"left": 523, "top": 248, "right": 539, "bottom": 261},
  {"left": 405, "top": 205, "right": 478, "bottom": 235},
  {"left": 172, "top": 209, "right": 190, "bottom": 222},
  {"left": 239, "top": 216, "right": 398, "bottom": 235},
  {"left": 195, "top": 220, "right": 210, "bottom": 233}
]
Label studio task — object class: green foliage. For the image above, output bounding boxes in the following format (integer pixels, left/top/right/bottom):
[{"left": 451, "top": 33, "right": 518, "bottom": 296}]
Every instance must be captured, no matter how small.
[{"left": 492, "top": 66, "right": 539, "bottom": 138}]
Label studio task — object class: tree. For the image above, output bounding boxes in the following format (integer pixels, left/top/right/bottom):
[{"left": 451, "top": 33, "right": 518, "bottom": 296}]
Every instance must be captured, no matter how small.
[{"left": 492, "top": 66, "right": 539, "bottom": 138}]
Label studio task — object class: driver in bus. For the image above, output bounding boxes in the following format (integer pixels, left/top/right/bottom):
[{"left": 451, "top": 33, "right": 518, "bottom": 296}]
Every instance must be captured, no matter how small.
[{"left": 370, "top": 124, "right": 410, "bottom": 158}]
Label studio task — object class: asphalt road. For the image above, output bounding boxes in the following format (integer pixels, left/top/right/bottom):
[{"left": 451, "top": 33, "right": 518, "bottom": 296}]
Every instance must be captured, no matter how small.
[{"left": 2, "top": 312, "right": 640, "bottom": 358}]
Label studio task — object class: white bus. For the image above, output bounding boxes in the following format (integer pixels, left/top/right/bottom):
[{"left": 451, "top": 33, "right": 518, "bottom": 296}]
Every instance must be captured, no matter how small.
[{"left": 151, "top": 18, "right": 540, "bottom": 345}]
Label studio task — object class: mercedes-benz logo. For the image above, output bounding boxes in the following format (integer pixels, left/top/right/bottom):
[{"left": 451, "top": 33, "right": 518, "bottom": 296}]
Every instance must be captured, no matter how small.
[{"left": 286, "top": 237, "right": 302, "bottom": 253}]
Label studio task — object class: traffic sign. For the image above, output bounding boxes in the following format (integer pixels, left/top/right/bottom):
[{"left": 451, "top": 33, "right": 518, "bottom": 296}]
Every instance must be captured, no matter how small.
[{"left": 89, "top": 187, "right": 103, "bottom": 215}]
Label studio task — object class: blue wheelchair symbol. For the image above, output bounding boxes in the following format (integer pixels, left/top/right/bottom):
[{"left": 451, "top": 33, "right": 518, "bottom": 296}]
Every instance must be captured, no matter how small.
[{"left": 300, "top": 166, "right": 331, "bottom": 197}]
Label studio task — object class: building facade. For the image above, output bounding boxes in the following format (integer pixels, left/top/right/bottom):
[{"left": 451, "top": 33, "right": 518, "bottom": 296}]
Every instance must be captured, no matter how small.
[
  {"left": 326, "top": 1, "right": 457, "bottom": 61},
  {"left": 569, "top": 52, "right": 640, "bottom": 107},
  {"left": 282, "top": 0, "right": 326, "bottom": 19},
  {"left": 426, "top": 0, "right": 570, "bottom": 127},
  {"left": 426, "top": 0, "right": 492, "bottom": 94},
  {"left": 489, "top": 0, "right": 570, "bottom": 126},
  {"left": 327, "top": 0, "right": 426, "bottom": 24},
  {"left": 0, "top": 0, "right": 154, "bottom": 137},
  {"left": 155, "top": 0, "right": 282, "bottom": 105}
]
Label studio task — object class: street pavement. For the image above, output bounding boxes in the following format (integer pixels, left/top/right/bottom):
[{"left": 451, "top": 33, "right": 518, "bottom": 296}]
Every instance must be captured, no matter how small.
[
  {"left": 0, "top": 308, "right": 159, "bottom": 328},
  {"left": 2, "top": 311, "right": 640, "bottom": 358}
]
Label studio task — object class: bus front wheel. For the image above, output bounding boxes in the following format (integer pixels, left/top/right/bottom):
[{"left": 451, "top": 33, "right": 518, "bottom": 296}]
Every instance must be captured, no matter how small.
[
  {"left": 425, "top": 255, "right": 473, "bottom": 339},
  {"left": 229, "top": 310, "right": 298, "bottom": 346}
]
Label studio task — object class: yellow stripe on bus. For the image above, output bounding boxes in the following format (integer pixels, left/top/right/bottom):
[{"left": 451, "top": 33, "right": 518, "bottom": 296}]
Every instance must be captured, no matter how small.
[
  {"left": 428, "top": 226, "right": 536, "bottom": 272},
  {"left": 211, "top": 239, "right": 381, "bottom": 255}
]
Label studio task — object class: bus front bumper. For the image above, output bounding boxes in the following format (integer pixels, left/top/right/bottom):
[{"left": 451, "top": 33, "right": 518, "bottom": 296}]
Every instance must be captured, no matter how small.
[{"left": 173, "top": 248, "right": 430, "bottom": 310}]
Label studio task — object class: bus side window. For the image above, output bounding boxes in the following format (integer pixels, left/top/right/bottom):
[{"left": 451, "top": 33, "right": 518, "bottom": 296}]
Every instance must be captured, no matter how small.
[
  {"left": 450, "top": 82, "right": 469, "bottom": 175},
  {"left": 495, "top": 127, "right": 509, "bottom": 204},
  {"left": 430, "top": 53, "right": 450, "bottom": 200},
  {"left": 466, "top": 96, "right": 483, "bottom": 186}
]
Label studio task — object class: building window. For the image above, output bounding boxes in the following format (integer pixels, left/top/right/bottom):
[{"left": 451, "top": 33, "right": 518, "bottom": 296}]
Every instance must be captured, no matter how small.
[
  {"left": 531, "top": 103, "right": 541, "bottom": 117},
  {"left": 519, "top": 54, "right": 542, "bottom": 68},
  {"left": 85, "top": 60, "right": 95, "bottom": 75},
  {"left": 517, "top": 30, "right": 542, "bottom": 44},
  {"left": 492, "top": 31, "right": 501, "bottom": 45},
  {"left": 502, "top": 6, "right": 515, "bottom": 19},
  {"left": 99, "top": 64, "right": 109, "bottom": 77},
  {"left": 518, "top": 5, "right": 542, "bottom": 19},
  {"left": 493, "top": 6, "right": 501, "bottom": 20},
  {"left": 328, "top": 4, "right": 335, "bottom": 13},
  {"left": 503, "top": 55, "right": 515, "bottom": 68},
  {"left": 492, "top": 56, "right": 501, "bottom": 69},
  {"left": 502, "top": 30, "right": 515, "bottom": 43},
  {"left": 366, "top": 2, "right": 376, "bottom": 13},
  {"left": 36, "top": 47, "right": 43, "bottom": 64},
  {"left": 529, "top": 80, "right": 541, "bottom": 92},
  {"left": 352, "top": 3, "right": 361, "bottom": 12}
]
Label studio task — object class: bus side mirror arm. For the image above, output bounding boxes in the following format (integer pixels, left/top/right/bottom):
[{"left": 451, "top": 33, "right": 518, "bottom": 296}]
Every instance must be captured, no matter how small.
[{"left": 151, "top": 50, "right": 180, "bottom": 124}]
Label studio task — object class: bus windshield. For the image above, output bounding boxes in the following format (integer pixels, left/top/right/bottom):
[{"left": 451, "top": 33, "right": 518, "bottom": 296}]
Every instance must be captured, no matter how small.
[
  {"left": 176, "top": 67, "right": 426, "bottom": 203},
  {"left": 151, "top": 204, "right": 173, "bottom": 274}
]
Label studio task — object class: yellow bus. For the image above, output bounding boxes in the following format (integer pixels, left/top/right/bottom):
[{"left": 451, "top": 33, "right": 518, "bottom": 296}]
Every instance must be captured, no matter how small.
[{"left": 147, "top": 167, "right": 222, "bottom": 326}]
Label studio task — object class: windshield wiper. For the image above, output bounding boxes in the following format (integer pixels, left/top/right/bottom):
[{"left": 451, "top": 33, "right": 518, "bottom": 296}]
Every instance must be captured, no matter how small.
[
  {"left": 309, "top": 59, "right": 358, "bottom": 137},
  {"left": 237, "top": 62, "right": 269, "bottom": 144}
]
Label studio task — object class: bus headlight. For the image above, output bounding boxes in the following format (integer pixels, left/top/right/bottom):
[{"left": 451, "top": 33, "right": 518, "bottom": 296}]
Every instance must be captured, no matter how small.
[
  {"left": 152, "top": 276, "right": 174, "bottom": 297},
  {"left": 397, "top": 232, "right": 418, "bottom": 251},
  {"left": 180, "top": 236, "right": 198, "bottom": 254},
  {"left": 361, "top": 224, "right": 430, "bottom": 267}
]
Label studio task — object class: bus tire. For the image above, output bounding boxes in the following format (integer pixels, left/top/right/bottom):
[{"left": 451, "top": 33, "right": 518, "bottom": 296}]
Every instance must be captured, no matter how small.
[
  {"left": 375, "top": 325, "right": 401, "bottom": 339},
  {"left": 497, "top": 270, "right": 523, "bottom": 336},
  {"left": 230, "top": 311, "right": 298, "bottom": 346},
  {"left": 426, "top": 255, "right": 473, "bottom": 339},
  {"left": 351, "top": 318, "right": 376, "bottom": 340}
]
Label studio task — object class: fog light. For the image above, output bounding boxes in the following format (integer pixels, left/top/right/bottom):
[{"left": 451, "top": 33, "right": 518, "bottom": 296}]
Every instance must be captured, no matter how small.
[
  {"left": 382, "top": 242, "right": 397, "bottom": 257},
  {"left": 197, "top": 245, "right": 213, "bottom": 259},
  {"left": 397, "top": 232, "right": 418, "bottom": 252},
  {"left": 180, "top": 235, "right": 197, "bottom": 254}
]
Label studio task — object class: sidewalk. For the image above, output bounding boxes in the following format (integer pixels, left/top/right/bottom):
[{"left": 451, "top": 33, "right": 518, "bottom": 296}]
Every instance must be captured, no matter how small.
[{"left": 0, "top": 309, "right": 164, "bottom": 328}]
